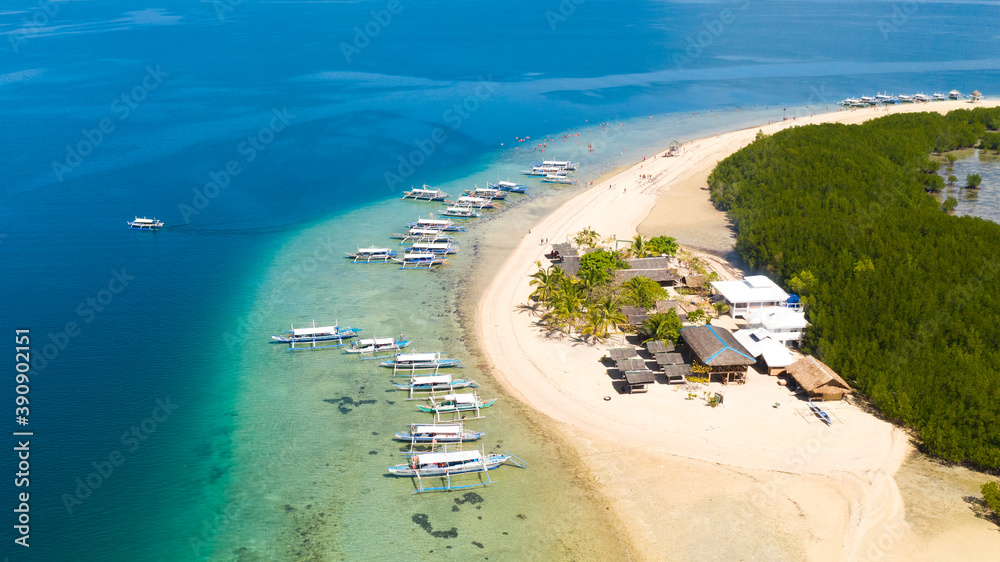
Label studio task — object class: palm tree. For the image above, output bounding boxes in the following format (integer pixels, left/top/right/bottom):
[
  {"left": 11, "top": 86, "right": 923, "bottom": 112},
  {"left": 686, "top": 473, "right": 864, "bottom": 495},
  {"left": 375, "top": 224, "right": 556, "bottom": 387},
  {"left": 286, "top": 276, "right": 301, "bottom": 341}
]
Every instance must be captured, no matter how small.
[
  {"left": 544, "top": 278, "right": 584, "bottom": 332},
  {"left": 582, "top": 295, "right": 628, "bottom": 342},
  {"left": 630, "top": 234, "right": 648, "bottom": 258},
  {"left": 639, "top": 311, "right": 682, "bottom": 343},
  {"left": 529, "top": 262, "right": 563, "bottom": 309}
]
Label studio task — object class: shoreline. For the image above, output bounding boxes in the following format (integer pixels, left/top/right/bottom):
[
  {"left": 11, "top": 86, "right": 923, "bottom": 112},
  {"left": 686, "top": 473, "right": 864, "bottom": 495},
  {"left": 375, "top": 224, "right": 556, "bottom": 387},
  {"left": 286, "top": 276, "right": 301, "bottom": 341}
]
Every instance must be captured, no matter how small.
[{"left": 475, "top": 99, "right": 1000, "bottom": 560}]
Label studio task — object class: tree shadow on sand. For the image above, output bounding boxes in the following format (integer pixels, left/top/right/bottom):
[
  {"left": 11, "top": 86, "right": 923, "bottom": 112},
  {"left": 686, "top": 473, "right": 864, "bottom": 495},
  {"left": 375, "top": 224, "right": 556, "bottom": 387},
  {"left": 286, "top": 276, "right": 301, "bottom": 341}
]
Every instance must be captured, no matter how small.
[{"left": 962, "top": 496, "right": 1000, "bottom": 530}]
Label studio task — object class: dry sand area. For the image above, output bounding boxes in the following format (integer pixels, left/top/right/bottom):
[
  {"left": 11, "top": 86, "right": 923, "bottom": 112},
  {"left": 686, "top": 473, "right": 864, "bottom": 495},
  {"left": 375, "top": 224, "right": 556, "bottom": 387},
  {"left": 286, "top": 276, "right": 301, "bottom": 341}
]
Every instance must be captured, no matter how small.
[{"left": 477, "top": 100, "right": 1000, "bottom": 561}]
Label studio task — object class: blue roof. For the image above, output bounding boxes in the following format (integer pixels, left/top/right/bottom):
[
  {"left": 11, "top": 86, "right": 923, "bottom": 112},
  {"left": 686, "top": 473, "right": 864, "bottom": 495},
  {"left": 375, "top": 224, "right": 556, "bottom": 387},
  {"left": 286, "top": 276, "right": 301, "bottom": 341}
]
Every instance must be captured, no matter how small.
[{"left": 680, "top": 325, "right": 756, "bottom": 365}]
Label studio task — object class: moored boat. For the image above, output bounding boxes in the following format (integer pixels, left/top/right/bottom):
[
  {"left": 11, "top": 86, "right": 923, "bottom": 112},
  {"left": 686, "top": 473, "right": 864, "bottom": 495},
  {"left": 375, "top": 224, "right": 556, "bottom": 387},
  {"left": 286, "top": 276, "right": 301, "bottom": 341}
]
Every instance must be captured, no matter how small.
[
  {"left": 406, "top": 217, "right": 465, "bottom": 232},
  {"left": 948, "top": 89, "right": 962, "bottom": 100},
  {"left": 382, "top": 352, "right": 463, "bottom": 371},
  {"left": 346, "top": 336, "right": 411, "bottom": 359},
  {"left": 128, "top": 217, "right": 163, "bottom": 230},
  {"left": 451, "top": 196, "right": 497, "bottom": 209},
  {"left": 391, "top": 228, "right": 457, "bottom": 245},
  {"left": 417, "top": 393, "right": 497, "bottom": 420},
  {"left": 410, "top": 242, "right": 458, "bottom": 255},
  {"left": 402, "top": 185, "right": 449, "bottom": 201},
  {"left": 394, "top": 423, "right": 485, "bottom": 444},
  {"left": 463, "top": 187, "right": 506, "bottom": 200},
  {"left": 387, "top": 448, "right": 526, "bottom": 492},
  {"left": 534, "top": 159, "right": 578, "bottom": 170},
  {"left": 932, "top": 92, "right": 948, "bottom": 101},
  {"left": 439, "top": 206, "right": 481, "bottom": 219},
  {"left": 345, "top": 246, "right": 397, "bottom": 263},
  {"left": 394, "top": 374, "right": 477, "bottom": 392},
  {"left": 271, "top": 321, "right": 361, "bottom": 350},
  {"left": 541, "top": 173, "right": 577, "bottom": 184},
  {"left": 393, "top": 252, "right": 446, "bottom": 269},
  {"left": 490, "top": 180, "right": 528, "bottom": 193}
]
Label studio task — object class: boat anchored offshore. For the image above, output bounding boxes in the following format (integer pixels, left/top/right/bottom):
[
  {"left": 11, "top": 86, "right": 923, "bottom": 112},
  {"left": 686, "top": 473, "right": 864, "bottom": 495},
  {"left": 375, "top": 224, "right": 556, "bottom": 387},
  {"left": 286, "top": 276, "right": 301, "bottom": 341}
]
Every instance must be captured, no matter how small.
[
  {"left": 128, "top": 217, "right": 163, "bottom": 230},
  {"left": 541, "top": 173, "right": 577, "bottom": 184},
  {"left": 402, "top": 185, "right": 449, "bottom": 201},
  {"left": 346, "top": 336, "right": 411, "bottom": 359},
  {"left": 345, "top": 245, "right": 398, "bottom": 263},
  {"left": 534, "top": 159, "right": 578, "bottom": 171},
  {"left": 391, "top": 228, "right": 457, "bottom": 245},
  {"left": 418, "top": 392, "right": 497, "bottom": 421},
  {"left": 271, "top": 321, "right": 361, "bottom": 350},
  {"left": 393, "top": 252, "right": 446, "bottom": 269},
  {"left": 394, "top": 423, "right": 485, "bottom": 445},
  {"left": 387, "top": 448, "right": 526, "bottom": 493},
  {"left": 439, "top": 206, "right": 481, "bottom": 219},
  {"left": 490, "top": 180, "right": 528, "bottom": 194},
  {"left": 949, "top": 89, "right": 962, "bottom": 100},
  {"left": 406, "top": 217, "right": 465, "bottom": 232},
  {"left": 382, "top": 352, "right": 463, "bottom": 373},
  {"left": 410, "top": 242, "right": 458, "bottom": 255},
  {"left": 394, "top": 374, "right": 478, "bottom": 399},
  {"left": 463, "top": 187, "right": 506, "bottom": 201}
]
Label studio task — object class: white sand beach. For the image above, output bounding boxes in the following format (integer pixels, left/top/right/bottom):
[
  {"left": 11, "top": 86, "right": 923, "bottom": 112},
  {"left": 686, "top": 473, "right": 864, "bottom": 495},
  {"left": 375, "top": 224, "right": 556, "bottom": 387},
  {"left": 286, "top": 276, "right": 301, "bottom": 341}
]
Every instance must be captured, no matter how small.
[{"left": 476, "top": 100, "right": 1000, "bottom": 560}]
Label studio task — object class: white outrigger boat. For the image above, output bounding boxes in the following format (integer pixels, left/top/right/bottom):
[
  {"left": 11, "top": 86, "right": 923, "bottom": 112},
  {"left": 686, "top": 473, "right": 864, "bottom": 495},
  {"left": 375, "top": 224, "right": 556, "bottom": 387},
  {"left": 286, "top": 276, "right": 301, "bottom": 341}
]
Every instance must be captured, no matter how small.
[
  {"left": 346, "top": 336, "right": 411, "bottom": 359},
  {"left": 393, "top": 252, "right": 446, "bottom": 269},
  {"left": 931, "top": 92, "right": 948, "bottom": 101},
  {"left": 402, "top": 185, "right": 449, "bottom": 201},
  {"left": 345, "top": 245, "right": 397, "bottom": 263},
  {"left": 463, "top": 187, "right": 506, "bottom": 201},
  {"left": 128, "top": 217, "right": 163, "bottom": 230},
  {"left": 451, "top": 196, "right": 497, "bottom": 209},
  {"left": 394, "top": 423, "right": 485, "bottom": 445},
  {"left": 897, "top": 94, "right": 915, "bottom": 103},
  {"left": 913, "top": 93, "right": 931, "bottom": 102},
  {"left": 387, "top": 448, "right": 526, "bottom": 493},
  {"left": 875, "top": 92, "right": 898, "bottom": 104},
  {"left": 406, "top": 217, "right": 465, "bottom": 232},
  {"left": 948, "top": 89, "right": 962, "bottom": 100},
  {"left": 490, "top": 180, "right": 528, "bottom": 194},
  {"left": 271, "top": 321, "right": 361, "bottom": 350},
  {"left": 418, "top": 392, "right": 497, "bottom": 421},
  {"left": 439, "top": 206, "right": 481, "bottom": 219},
  {"left": 541, "top": 173, "right": 577, "bottom": 184},
  {"left": 410, "top": 242, "right": 458, "bottom": 255},
  {"left": 521, "top": 165, "right": 566, "bottom": 176},
  {"left": 394, "top": 374, "right": 478, "bottom": 399},
  {"left": 390, "top": 228, "right": 457, "bottom": 245},
  {"left": 534, "top": 159, "right": 578, "bottom": 171},
  {"left": 382, "top": 352, "right": 463, "bottom": 373}
]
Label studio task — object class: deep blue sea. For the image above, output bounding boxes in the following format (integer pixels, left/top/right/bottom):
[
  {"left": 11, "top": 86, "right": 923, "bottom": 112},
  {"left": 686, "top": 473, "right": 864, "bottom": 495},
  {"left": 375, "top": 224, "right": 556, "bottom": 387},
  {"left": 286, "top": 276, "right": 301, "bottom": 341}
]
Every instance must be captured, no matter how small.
[{"left": 2, "top": 1, "right": 999, "bottom": 559}]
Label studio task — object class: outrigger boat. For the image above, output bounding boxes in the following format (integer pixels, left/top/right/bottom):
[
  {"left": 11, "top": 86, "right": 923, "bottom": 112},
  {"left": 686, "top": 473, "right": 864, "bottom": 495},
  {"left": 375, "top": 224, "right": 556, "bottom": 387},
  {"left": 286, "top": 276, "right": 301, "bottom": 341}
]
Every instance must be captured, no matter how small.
[
  {"left": 541, "top": 173, "right": 577, "bottom": 184},
  {"left": 897, "top": 94, "right": 915, "bottom": 103},
  {"left": 451, "top": 196, "right": 497, "bottom": 209},
  {"left": 382, "top": 352, "right": 463, "bottom": 372},
  {"left": 387, "top": 448, "right": 526, "bottom": 493},
  {"left": 394, "top": 374, "right": 478, "bottom": 399},
  {"left": 521, "top": 165, "right": 566, "bottom": 176},
  {"left": 490, "top": 180, "right": 528, "bottom": 194},
  {"left": 439, "top": 206, "right": 481, "bottom": 219},
  {"left": 346, "top": 336, "right": 410, "bottom": 359},
  {"left": 391, "top": 228, "right": 457, "bottom": 245},
  {"left": 913, "top": 93, "right": 931, "bottom": 102},
  {"left": 402, "top": 185, "right": 449, "bottom": 201},
  {"left": 534, "top": 159, "right": 578, "bottom": 171},
  {"left": 394, "top": 423, "right": 485, "bottom": 445},
  {"left": 393, "top": 252, "right": 446, "bottom": 270},
  {"left": 932, "top": 92, "right": 948, "bottom": 101},
  {"left": 808, "top": 399, "right": 833, "bottom": 426},
  {"left": 418, "top": 392, "right": 497, "bottom": 421},
  {"left": 463, "top": 187, "right": 506, "bottom": 201},
  {"left": 345, "top": 246, "right": 397, "bottom": 263},
  {"left": 410, "top": 242, "right": 458, "bottom": 255},
  {"left": 128, "top": 217, "right": 163, "bottom": 230},
  {"left": 406, "top": 218, "right": 465, "bottom": 232},
  {"left": 271, "top": 321, "right": 361, "bottom": 350},
  {"left": 948, "top": 89, "right": 962, "bottom": 100}
]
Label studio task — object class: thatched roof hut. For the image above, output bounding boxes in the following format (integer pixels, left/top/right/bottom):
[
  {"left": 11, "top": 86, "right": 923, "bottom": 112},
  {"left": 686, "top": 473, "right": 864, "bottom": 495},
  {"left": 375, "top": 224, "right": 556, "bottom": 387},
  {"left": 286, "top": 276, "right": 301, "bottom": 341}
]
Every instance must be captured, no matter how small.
[
  {"left": 971, "top": 89, "right": 983, "bottom": 101},
  {"left": 614, "top": 257, "right": 679, "bottom": 286},
  {"left": 784, "top": 356, "right": 852, "bottom": 401},
  {"left": 679, "top": 325, "right": 755, "bottom": 384}
]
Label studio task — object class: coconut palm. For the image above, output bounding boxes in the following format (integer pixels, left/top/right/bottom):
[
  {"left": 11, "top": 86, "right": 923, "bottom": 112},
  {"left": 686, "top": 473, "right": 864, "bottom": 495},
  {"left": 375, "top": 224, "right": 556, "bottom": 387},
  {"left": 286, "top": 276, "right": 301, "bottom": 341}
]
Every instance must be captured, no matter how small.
[
  {"left": 630, "top": 234, "right": 649, "bottom": 258},
  {"left": 640, "top": 310, "right": 682, "bottom": 343},
  {"left": 543, "top": 277, "right": 585, "bottom": 331},
  {"left": 529, "top": 262, "right": 563, "bottom": 309},
  {"left": 582, "top": 295, "right": 629, "bottom": 342}
]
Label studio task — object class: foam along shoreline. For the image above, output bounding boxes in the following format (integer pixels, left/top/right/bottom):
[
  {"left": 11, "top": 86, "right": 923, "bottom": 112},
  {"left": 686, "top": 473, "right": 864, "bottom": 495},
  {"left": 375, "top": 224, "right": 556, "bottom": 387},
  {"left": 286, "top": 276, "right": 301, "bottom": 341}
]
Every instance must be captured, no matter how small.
[{"left": 477, "top": 99, "right": 1000, "bottom": 560}]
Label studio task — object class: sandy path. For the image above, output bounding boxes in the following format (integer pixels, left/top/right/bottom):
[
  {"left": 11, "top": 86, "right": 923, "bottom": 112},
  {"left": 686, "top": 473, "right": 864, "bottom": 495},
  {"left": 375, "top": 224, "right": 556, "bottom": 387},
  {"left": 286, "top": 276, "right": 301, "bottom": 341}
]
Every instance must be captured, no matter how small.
[{"left": 476, "top": 100, "right": 999, "bottom": 560}]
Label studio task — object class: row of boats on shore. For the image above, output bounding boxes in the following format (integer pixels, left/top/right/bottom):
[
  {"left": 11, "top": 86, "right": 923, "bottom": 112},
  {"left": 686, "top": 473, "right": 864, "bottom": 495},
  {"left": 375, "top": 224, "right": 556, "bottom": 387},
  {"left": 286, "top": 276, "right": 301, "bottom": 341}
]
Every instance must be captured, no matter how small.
[
  {"left": 270, "top": 320, "right": 525, "bottom": 492},
  {"left": 838, "top": 89, "right": 978, "bottom": 107},
  {"left": 345, "top": 159, "right": 582, "bottom": 269},
  {"left": 519, "top": 159, "right": 579, "bottom": 184}
]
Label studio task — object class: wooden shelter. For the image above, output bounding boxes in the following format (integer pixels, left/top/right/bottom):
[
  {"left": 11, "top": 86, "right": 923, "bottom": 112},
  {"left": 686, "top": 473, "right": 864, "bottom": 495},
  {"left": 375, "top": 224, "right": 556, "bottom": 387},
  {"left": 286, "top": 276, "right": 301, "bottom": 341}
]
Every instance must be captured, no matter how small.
[
  {"left": 620, "top": 306, "right": 653, "bottom": 327},
  {"left": 614, "top": 257, "right": 679, "bottom": 286},
  {"left": 645, "top": 340, "right": 674, "bottom": 354},
  {"left": 661, "top": 364, "right": 691, "bottom": 384},
  {"left": 784, "top": 356, "right": 852, "bottom": 401},
  {"left": 616, "top": 358, "right": 647, "bottom": 372},
  {"left": 971, "top": 90, "right": 982, "bottom": 101},
  {"left": 679, "top": 325, "right": 756, "bottom": 385},
  {"left": 624, "top": 370, "right": 655, "bottom": 393},
  {"left": 608, "top": 347, "right": 639, "bottom": 361}
]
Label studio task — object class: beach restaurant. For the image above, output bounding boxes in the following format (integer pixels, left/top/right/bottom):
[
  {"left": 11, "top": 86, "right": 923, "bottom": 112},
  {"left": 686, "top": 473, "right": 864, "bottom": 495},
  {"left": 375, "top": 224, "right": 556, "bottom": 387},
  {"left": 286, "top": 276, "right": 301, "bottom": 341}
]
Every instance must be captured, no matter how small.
[
  {"left": 711, "top": 275, "right": 789, "bottom": 319},
  {"left": 784, "top": 356, "right": 853, "bottom": 401},
  {"left": 679, "top": 325, "right": 756, "bottom": 385}
]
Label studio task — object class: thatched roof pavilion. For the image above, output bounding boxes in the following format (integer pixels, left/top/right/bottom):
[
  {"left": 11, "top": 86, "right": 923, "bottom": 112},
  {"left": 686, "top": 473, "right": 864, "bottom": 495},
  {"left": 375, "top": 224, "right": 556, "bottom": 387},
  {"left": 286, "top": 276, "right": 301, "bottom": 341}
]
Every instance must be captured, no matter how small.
[
  {"left": 784, "top": 356, "right": 853, "bottom": 401},
  {"left": 624, "top": 370, "right": 655, "bottom": 393},
  {"left": 614, "top": 257, "right": 679, "bottom": 286},
  {"left": 679, "top": 325, "right": 756, "bottom": 384},
  {"left": 646, "top": 340, "right": 674, "bottom": 354},
  {"left": 608, "top": 347, "right": 639, "bottom": 361}
]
